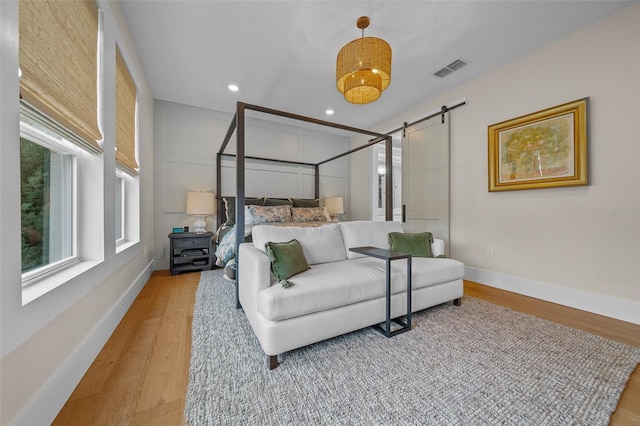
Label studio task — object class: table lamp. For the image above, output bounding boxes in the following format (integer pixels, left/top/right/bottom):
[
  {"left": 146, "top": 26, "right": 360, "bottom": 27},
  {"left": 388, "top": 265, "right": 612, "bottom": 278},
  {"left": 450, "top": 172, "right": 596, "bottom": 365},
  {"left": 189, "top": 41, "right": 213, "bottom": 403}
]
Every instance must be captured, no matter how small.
[
  {"left": 324, "top": 197, "right": 344, "bottom": 222},
  {"left": 186, "top": 191, "right": 216, "bottom": 233}
]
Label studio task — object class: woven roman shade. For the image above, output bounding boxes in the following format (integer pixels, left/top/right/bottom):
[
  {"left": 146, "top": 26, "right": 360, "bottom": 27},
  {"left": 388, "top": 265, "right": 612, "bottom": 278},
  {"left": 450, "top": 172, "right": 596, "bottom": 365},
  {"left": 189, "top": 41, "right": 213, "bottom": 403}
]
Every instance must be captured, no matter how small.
[
  {"left": 116, "top": 46, "right": 139, "bottom": 174},
  {"left": 19, "top": 0, "right": 103, "bottom": 151}
]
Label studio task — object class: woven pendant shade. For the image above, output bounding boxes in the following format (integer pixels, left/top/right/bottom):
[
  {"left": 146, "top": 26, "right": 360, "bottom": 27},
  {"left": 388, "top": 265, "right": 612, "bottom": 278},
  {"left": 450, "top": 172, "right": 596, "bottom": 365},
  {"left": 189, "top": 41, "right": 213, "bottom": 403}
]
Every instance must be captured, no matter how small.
[{"left": 336, "top": 17, "right": 391, "bottom": 105}]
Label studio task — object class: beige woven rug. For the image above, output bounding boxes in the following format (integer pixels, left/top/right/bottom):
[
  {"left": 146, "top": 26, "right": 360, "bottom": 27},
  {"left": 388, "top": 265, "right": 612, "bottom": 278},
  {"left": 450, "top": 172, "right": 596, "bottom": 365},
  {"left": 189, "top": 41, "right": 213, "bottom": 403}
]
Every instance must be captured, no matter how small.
[{"left": 185, "top": 270, "right": 640, "bottom": 425}]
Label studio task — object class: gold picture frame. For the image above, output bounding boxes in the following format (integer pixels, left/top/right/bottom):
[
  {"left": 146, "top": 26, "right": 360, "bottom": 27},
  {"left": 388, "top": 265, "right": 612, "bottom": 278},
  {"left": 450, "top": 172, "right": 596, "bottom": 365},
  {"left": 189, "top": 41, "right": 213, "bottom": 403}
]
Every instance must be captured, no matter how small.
[{"left": 488, "top": 98, "right": 588, "bottom": 192}]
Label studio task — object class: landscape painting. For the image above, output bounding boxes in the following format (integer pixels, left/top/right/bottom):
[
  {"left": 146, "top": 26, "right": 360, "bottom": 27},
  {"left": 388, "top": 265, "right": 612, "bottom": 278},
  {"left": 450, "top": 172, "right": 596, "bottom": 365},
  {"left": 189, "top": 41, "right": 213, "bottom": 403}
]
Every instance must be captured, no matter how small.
[{"left": 488, "top": 98, "right": 588, "bottom": 191}]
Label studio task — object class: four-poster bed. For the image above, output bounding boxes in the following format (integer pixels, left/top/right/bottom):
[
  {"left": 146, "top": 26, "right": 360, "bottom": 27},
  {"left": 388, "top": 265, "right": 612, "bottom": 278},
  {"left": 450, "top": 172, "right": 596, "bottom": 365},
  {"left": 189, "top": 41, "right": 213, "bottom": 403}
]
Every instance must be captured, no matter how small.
[
  {"left": 217, "top": 102, "right": 394, "bottom": 308},
  {"left": 215, "top": 101, "right": 467, "bottom": 368}
]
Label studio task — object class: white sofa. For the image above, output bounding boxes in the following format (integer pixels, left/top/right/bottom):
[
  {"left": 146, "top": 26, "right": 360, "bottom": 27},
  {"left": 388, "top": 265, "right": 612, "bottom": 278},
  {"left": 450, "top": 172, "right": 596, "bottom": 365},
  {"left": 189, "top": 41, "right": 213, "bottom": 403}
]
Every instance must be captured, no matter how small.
[{"left": 238, "top": 220, "right": 465, "bottom": 369}]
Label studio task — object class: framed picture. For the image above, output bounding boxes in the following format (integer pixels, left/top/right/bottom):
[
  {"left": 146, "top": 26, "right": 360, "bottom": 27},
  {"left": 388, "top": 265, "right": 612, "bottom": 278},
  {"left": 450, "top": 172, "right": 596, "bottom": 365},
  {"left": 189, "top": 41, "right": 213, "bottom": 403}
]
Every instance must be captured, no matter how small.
[{"left": 488, "top": 98, "right": 588, "bottom": 192}]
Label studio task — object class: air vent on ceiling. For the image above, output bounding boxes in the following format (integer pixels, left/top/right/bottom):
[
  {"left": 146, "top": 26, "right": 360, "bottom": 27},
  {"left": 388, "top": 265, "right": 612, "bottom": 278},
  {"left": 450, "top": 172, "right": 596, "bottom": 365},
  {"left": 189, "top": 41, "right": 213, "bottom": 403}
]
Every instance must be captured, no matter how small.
[{"left": 433, "top": 58, "right": 469, "bottom": 78}]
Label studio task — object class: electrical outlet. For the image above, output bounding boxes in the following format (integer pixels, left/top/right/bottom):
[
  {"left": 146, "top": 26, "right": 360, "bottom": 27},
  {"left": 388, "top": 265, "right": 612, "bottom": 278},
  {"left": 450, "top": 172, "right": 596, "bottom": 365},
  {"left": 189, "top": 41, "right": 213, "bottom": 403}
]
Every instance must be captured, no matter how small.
[{"left": 486, "top": 247, "right": 494, "bottom": 257}]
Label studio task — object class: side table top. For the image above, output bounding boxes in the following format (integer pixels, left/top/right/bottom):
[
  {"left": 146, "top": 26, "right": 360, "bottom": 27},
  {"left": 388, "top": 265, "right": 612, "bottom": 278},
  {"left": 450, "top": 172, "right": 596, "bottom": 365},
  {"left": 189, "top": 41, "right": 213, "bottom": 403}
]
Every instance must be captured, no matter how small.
[
  {"left": 349, "top": 246, "right": 412, "bottom": 261},
  {"left": 168, "top": 232, "right": 213, "bottom": 238}
]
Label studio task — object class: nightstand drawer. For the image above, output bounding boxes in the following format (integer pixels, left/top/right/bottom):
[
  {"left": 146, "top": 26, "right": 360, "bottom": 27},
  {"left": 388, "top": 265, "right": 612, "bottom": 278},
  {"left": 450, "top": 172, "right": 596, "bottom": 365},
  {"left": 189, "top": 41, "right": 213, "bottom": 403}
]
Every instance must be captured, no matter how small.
[{"left": 173, "top": 237, "right": 209, "bottom": 249}]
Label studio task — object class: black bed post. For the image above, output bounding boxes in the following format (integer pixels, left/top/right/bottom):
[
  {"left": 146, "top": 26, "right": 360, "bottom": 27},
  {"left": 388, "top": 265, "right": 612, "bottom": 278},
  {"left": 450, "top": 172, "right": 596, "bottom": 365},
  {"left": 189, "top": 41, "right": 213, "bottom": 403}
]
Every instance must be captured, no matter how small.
[
  {"left": 385, "top": 135, "right": 393, "bottom": 221},
  {"left": 314, "top": 165, "right": 320, "bottom": 200},
  {"left": 216, "top": 152, "right": 222, "bottom": 226},
  {"left": 235, "top": 102, "right": 246, "bottom": 310}
]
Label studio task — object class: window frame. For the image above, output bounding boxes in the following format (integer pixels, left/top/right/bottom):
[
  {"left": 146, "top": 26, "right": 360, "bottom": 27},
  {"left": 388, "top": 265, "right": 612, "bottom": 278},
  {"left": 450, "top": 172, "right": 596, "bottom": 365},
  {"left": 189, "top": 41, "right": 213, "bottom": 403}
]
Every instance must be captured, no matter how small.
[
  {"left": 20, "top": 117, "right": 80, "bottom": 287},
  {"left": 115, "top": 169, "right": 126, "bottom": 246}
]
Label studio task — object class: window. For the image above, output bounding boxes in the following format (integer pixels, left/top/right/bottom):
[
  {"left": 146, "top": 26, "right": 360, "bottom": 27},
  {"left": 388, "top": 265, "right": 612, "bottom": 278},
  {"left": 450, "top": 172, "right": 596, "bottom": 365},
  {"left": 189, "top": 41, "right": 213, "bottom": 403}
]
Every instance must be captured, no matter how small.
[
  {"left": 115, "top": 45, "right": 139, "bottom": 247},
  {"left": 19, "top": 0, "right": 104, "bottom": 297},
  {"left": 20, "top": 118, "right": 78, "bottom": 281},
  {"left": 115, "top": 172, "right": 125, "bottom": 244}
]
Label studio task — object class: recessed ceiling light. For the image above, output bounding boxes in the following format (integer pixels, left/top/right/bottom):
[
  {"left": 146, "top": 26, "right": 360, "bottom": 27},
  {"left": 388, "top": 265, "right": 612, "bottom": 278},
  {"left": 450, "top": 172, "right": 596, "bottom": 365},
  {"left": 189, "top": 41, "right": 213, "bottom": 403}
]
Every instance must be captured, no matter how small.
[
  {"left": 325, "top": 109, "right": 334, "bottom": 115},
  {"left": 228, "top": 84, "right": 239, "bottom": 92}
]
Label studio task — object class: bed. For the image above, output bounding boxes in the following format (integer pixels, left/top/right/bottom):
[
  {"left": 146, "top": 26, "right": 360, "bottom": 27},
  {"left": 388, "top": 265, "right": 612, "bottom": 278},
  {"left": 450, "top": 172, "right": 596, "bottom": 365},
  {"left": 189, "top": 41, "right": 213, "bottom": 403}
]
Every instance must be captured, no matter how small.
[
  {"left": 214, "top": 196, "right": 332, "bottom": 275},
  {"left": 215, "top": 103, "right": 394, "bottom": 307}
]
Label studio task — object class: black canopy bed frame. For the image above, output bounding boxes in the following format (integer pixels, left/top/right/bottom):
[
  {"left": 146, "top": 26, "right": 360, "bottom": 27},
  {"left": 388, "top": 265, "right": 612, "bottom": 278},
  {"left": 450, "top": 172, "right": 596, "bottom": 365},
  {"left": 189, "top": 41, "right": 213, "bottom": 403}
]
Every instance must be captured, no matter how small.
[{"left": 217, "top": 101, "right": 465, "bottom": 308}]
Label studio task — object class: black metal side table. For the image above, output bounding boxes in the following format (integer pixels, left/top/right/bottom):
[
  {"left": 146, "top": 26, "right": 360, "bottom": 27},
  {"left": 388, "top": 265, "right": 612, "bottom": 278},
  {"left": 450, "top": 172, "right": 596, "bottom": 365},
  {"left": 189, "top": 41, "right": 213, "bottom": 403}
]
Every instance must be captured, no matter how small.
[{"left": 349, "top": 246, "right": 412, "bottom": 337}]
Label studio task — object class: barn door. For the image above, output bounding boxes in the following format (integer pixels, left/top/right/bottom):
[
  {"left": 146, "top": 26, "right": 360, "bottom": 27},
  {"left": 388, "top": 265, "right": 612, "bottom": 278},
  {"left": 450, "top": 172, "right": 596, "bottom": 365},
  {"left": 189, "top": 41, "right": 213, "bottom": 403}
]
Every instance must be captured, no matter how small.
[{"left": 401, "top": 113, "right": 450, "bottom": 254}]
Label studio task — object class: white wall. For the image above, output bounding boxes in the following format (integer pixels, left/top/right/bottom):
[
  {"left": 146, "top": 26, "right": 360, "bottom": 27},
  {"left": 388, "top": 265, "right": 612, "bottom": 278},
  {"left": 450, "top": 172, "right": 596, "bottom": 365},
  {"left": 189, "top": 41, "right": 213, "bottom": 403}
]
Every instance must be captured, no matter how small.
[
  {"left": 153, "top": 100, "right": 350, "bottom": 269},
  {"left": 0, "top": 1, "right": 155, "bottom": 424},
  {"left": 353, "top": 4, "right": 640, "bottom": 324}
]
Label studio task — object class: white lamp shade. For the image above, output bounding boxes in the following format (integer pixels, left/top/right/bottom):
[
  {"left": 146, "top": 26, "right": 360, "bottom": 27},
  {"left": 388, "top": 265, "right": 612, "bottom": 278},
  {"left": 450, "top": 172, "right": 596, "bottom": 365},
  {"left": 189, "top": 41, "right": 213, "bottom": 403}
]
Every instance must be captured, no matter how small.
[
  {"left": 325, "top": 197, "right": 344, "bottom": 215},
  {"left": 186, "top": 191, "right": 216, "bottom": 215}
]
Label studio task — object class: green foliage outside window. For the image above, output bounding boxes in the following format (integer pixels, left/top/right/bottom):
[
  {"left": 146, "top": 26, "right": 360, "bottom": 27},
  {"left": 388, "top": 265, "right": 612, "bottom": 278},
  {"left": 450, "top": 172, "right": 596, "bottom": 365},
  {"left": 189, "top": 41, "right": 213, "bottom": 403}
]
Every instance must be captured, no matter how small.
[{"left": 21, "top": 137, "right": 49, "bottom": 273}]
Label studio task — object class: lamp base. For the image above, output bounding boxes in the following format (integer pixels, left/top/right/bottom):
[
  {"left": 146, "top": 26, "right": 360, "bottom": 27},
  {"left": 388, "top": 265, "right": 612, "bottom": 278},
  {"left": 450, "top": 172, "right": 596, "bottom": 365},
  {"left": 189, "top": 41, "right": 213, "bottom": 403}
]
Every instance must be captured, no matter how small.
[{"left": 192, "top": 215, "right": 208, "bottom": 234}]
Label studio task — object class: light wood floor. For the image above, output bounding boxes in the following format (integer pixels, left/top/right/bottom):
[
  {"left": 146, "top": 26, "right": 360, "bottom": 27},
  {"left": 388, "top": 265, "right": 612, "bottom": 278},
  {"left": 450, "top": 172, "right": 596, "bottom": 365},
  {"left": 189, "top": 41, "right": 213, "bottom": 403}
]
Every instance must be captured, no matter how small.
[{"left": 53, "top": 271, "right": 640, "bottom": 425}]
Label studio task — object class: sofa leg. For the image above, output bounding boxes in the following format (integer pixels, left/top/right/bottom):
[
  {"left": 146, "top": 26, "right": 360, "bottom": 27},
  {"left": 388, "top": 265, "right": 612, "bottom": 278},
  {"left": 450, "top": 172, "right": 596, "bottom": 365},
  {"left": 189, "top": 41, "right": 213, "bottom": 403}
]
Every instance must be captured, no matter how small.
[
  {"left": 453, "top": 297, "right": 462, "bottom": 306},
  {"left": 268, "top": 355, "right": 279, "bottom": 370}
]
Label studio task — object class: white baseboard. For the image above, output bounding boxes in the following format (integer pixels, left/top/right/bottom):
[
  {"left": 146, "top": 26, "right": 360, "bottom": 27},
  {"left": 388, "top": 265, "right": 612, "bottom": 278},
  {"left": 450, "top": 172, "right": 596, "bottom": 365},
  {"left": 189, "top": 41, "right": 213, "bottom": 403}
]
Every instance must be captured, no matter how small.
[
  {"left": 465, "top": 266, "right": 640, "bottom": 325},
  {"left": 14, "top": 259, "right": 154, "bottom": 426}
]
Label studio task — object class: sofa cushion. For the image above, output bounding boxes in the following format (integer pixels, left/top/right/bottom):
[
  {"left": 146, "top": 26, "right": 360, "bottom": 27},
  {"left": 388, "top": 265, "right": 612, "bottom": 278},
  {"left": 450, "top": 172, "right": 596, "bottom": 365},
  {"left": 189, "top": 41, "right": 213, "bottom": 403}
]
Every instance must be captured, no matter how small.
[
  {"left": 252, "top": 223, "right": 346, "bottom": 265},
  {"left": 265, "top": 239, "right": 309, "bottom": 288},
  {"left": 258, "top": 258, "right": 402, "bottom": 321},
  {"left": 257, "top": 256, "right": 465, "bottom": 321},
  {"left": 339, "top": 221, "right": 404, "bottom": 259},
  {"left": 394, "top": 257, "right": 465, "bottom": 287},
  {"left": 388, "top": 232, "right": 434, "bottom": 258}
]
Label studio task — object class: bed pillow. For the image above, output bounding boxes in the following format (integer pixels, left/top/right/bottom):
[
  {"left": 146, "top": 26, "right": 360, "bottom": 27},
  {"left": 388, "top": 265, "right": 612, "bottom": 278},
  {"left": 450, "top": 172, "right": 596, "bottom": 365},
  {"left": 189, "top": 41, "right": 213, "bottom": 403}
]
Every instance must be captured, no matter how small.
[
  {"left": 263, "top": 197, "right": 293, "bottom": 206},
  {"left": 291, "top": 207, "right": 327, "bottom": 222},
  {"left": 291, "top": 198, "right": 319, "bottom": 207},
  {"left": 223, "top": 197, "right": 264, "bottom": 226},
  {"left": 265, "top": 239, "right": 309, "bottom": 288},
  {"left": 388, "top": 232, "right": 434, "bottom": 258},
  {"left": 246, "top": 205, "right": 292, "bottom": 224}
]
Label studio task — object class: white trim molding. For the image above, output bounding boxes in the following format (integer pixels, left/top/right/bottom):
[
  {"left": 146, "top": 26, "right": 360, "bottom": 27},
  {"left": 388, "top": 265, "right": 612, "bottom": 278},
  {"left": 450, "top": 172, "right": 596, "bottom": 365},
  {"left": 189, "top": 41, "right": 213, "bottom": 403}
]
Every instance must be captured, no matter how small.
[
  {"left": 13, "top": 259, "right": 154, "bottom": 426},
  {"left": 465, "top": 267, "right": 640, "bottom": 325}
]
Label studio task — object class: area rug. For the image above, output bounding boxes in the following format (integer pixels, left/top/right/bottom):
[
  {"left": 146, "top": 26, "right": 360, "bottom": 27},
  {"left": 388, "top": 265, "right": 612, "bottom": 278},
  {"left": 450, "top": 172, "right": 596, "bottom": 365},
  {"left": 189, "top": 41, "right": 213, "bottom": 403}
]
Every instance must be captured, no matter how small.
[{"left": 185, "top": 270, "right": 640, "bottom": 425}]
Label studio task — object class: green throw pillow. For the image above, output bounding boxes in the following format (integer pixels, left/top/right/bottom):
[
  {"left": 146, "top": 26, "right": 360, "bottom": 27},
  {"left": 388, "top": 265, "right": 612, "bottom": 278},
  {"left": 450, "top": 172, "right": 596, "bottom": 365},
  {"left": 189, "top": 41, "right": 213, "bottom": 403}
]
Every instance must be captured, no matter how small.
[
  {"left": 388, "top": 232, "right": 434, "bottom": 258},
  {"left": 264, "top": 239, "right": 310, "bottom": 288}
]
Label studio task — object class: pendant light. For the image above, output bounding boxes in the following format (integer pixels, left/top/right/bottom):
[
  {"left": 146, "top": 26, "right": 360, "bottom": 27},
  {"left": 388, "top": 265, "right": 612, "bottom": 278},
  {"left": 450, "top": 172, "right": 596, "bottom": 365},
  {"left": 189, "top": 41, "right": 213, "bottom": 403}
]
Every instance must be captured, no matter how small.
[{"left": 336, "top": 16, "right": 392, "bottom": 104}]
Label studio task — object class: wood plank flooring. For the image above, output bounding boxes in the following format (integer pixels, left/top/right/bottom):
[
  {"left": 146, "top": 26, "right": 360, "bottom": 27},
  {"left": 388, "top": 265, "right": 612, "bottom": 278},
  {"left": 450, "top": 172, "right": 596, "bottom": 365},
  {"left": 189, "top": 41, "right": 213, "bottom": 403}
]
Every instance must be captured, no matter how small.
[
  {"left": 53, "top": 273, "right": 640, "bottom": 425},
  {"left": 53, "top": 270, "right": 198, "bottom": 426}
]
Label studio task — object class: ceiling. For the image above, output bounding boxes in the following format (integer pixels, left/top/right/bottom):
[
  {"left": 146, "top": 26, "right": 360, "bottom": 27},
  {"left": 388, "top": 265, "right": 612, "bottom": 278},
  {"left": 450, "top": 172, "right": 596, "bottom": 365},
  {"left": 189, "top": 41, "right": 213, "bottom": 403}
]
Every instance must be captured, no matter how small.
[{"left": 118, "top": 0, "right": 635, "bottom": 130}]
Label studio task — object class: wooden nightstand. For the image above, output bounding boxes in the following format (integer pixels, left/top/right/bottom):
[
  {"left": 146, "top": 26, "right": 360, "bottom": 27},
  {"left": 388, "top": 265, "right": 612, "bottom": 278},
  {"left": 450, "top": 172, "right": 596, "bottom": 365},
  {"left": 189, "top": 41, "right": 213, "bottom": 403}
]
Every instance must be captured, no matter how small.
[{"left": 168, "top": 232, "right": 214, "bottom": 275}]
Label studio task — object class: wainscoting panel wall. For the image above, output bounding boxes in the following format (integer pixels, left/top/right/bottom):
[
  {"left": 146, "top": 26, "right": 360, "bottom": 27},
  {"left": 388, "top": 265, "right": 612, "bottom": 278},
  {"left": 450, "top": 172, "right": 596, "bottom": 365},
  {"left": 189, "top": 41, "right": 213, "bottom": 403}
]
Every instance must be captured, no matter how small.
[{"left": 153, "top": 100, "right": 350, "bottom": 269}]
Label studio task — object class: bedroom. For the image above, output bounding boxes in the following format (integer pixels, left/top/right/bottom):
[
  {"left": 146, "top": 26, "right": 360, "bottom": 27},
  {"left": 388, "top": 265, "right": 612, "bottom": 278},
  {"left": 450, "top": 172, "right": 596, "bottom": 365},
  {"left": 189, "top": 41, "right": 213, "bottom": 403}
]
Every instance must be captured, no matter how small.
[{"left": 0, "top": 0, "right": 639, "bottom": 424}]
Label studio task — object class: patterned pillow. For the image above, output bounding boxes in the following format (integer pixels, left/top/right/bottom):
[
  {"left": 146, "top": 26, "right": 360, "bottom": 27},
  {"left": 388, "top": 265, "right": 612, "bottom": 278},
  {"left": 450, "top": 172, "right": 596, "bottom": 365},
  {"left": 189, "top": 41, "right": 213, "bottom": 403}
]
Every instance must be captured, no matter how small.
[
  {"left": 246, "top": 205, "right": 292, "bottom": 224},
  {"left": 223, "top": 197, "right": 263, "bottom": 226},
  {"left": 291, "top": 207, "right": 327, "bottom": 222}
]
